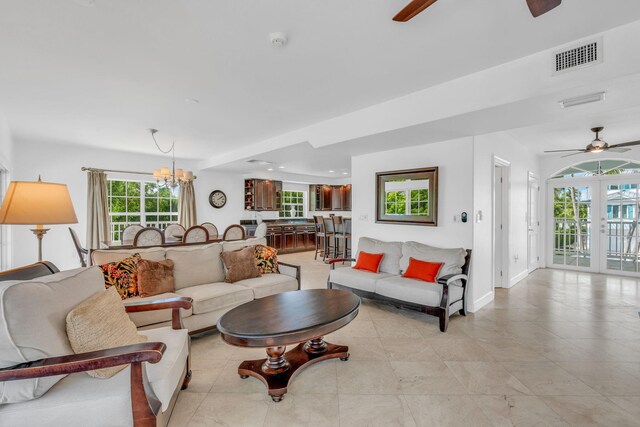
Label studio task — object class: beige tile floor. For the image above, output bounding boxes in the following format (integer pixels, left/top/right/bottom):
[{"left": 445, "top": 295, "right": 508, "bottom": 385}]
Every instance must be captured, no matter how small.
[{"left": 169, "top": 251, "right": 640, "bottom": 427}]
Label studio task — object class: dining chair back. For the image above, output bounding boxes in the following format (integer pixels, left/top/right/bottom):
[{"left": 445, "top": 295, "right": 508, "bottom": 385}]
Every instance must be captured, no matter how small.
[
  {"left": 133, "top": 227, "right": 164, "bottom": 247},
  {"left": 164, "top": 224, "right": 185, "bottom": 241},
  {"left": 254, "top": 223, "right": 267, "bottom": 238},
  {"left": 223, "top": 224, "right": 246, "bottom": 241},
  {"left": 68, "top": 227, "right": 88, "bottom": 267},
  {"left": 183, "top": 225, "right": 209, "bottom": 243},
  {"left": 122, "top": 224, "right": 144, "bottom": 242},
  {"left": 201, "top": 222, "right": 219, "bottom": 240}
]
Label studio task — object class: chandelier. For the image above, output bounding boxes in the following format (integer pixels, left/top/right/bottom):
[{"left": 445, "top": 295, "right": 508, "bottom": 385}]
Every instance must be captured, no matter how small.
[{"left": 149, "top": 129, "right": 195, "bottom": 188}]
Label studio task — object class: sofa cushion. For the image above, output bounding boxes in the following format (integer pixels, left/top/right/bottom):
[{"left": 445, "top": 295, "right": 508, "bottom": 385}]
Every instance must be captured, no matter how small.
[
  {"left": 0, "top": 267, "right": 104, "bottom": 404},
  {"left": 254, "top": 244, "right": 279, "bottom": 274},
  {"left": 91, "top": 247, "right": 166, "bottom": 266},
  {"left": 0, "top": 326, "right": 189, "bottom": 426},
  {"left": 125, "top": 292, "right": 192, "bottom": 328},
  {"left": 234, "top": 274, "right": 299, "bottom": 299},
  {"left": 166, "top": 243, "right": 224, "bottom": 290},
  {"left": 222, "top": 237, "right": 266, "bottom": 252},
  {"left": 375, "top": 276, "right": 464, "bottom": 307},
  {"left": 176, "top": 283, "right": 254, "bottom": 315},
  {"left": 399, "top": 241, "right": 467, "bottom": 277},
  {"left": 99, "top": 254, "right": 141, "bottom": 299},
  {"left": 66, "top": 287, "right": 147, "bottom": 379},
  {"left": 354, "top": 251, "right": 384, "bottom": 273},
  {"left": 221, "top": 246, "right": 261, "bottom": 283},
  {"left": 142, "top": 326, "right": 189, "bottom": 411},
  {"left": 329, "top": 267, "right": 394, "bottom": 293},
  {"left": 402, "top": 258, "right": 443, "bottom": 283},
  {"left": 357, "top": 237, "right": 403, "bottom": 274}
]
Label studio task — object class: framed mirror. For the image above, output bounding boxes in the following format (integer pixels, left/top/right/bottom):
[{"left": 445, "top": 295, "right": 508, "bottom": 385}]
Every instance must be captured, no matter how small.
[{"left": 376, "top": 167, "right": 438, "bottom": 226}]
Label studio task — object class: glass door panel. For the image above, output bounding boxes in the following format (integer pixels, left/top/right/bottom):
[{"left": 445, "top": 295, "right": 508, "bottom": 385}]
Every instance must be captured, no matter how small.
[
  {"left": 552, "top": 186, "right": 592, "bottom": 268},
  {"left": 602, "top": 183, "right": 640, "bottom": 274}
]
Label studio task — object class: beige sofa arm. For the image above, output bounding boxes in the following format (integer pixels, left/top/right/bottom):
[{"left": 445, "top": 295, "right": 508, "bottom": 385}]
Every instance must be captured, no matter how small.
[{"left": 278, "top": 262, "right": 301, "bottom": 290}]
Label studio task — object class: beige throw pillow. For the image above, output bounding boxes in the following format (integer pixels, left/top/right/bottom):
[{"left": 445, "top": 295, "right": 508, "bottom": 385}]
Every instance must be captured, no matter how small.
[
  {"left": 66, "top": 287, "right": 147, "bottom": 379},
  {"left": 137, "top": 258, "right": 175, "bottom": 297},
  {"left": 221, "top": 246, "right": 261, "bottom": 283}
]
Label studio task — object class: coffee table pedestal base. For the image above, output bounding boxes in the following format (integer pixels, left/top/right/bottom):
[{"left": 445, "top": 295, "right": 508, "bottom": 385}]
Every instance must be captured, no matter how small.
[{"left": 238, "top": 340, "right": 348, "bottom": 402}]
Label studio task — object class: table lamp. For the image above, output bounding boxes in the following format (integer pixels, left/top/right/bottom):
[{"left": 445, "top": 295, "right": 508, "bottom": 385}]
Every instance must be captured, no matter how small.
[{"left": 0, "top": 177, "right": 78, "bottom": 262}]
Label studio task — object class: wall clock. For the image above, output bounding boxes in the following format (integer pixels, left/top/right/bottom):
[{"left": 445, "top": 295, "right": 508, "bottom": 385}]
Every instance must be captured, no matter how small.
[{"left": 209, "top": 190, "right": 227, "bottom": 209}]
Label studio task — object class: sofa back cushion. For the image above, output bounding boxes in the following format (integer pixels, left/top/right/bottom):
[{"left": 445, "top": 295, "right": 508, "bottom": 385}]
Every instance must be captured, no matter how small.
[
  {"left": 166, "top": 243, "right": 224, "bottom": 289},
  {"left": 0, "top": 267, "right": 104, "bottom": 403},
  {"left": 91, "top": 247, "right": 166, "bottom": 266},
  {"left": 400, "top": 241, "right": 466, "bottom": 277},
  {"left": 222, "top": 237, "right": 267, "bottom": 253},
  {"left": 357, "top": 237, "right": 403, "bottom": 275}
]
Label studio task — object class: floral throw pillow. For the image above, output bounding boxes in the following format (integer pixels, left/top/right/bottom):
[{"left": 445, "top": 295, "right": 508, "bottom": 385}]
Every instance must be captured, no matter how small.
[
  {"left": 254, "top": 244, "right": 279, "bottom": 274},
  {"left": 99, "top": 254, "right": 141, "bottom": 299}
]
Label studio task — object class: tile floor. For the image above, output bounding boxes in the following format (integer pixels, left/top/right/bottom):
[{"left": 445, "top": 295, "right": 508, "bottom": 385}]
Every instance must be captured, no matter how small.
[{"left": 169, "top": 251, "right": 640, "bottom": 426}]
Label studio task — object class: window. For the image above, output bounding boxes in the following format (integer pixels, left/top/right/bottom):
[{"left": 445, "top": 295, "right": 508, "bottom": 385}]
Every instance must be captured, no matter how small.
[
  {"left": 552, "top": 160, "right": 640, "bottom": 179},
  {"left": 279, "top": 191, "right": 305, "bottom": 218},
  {"left": 108, "top": 180, "right": 178, "bottom": 241}
]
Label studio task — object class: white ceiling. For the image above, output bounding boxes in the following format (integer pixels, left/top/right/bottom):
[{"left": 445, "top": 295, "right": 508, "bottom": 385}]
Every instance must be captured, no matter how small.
[{"left": 2, "top": 0, "right": 640, "bottom": 171}]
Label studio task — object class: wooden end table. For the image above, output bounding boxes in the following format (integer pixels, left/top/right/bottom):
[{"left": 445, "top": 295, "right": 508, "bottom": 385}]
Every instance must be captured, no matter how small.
[{"left": 217, "top": 289, "right": 360, "bottom": 402}]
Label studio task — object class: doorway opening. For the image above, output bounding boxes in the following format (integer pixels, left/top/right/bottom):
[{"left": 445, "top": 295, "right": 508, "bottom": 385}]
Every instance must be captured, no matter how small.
[{"left": 493, "top": 157, "right": 510, "bottom": 288}]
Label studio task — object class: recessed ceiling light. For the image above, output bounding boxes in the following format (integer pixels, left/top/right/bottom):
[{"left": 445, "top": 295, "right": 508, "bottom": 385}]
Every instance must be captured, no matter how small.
[
  {"left": 278, "top": 166, "right": 285, "bottom": 169},
  {"left": 267, "top": 168, "right": 273, "bottom": 171},
  {"left": 329, "top": 170, "right": 335, "bottom": 173},
  {"left": 342, "top": 172, "right": 349, "bottom": 175},
  {"left": 270, "top": 32, "right": 288, "bottom": 47},
  {"left": 185, "top": 98, "right": 200, "bottom": 105}
]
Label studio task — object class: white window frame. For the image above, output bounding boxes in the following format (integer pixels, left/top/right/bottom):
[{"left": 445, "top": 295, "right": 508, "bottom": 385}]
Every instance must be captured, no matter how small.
[{"left": 279, "top": 190, "right": 306, "bottom": 218}]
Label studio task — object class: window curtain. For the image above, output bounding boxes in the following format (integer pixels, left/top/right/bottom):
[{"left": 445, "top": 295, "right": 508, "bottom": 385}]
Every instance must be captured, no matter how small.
[
  {"left": 86, "top": 171, "right": 110, "bottom": 249},
  {"left": 178, "top": 181, "right": 197, "bottom": 229}
]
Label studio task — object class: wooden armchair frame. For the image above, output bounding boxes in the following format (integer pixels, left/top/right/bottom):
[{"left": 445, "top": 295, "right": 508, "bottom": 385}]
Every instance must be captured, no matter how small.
[{"left": 0, "top": 296, "right": 193, "bottom": 427}]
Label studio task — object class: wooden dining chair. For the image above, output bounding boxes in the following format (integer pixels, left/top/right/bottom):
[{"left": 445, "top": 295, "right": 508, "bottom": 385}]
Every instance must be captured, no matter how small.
[
  {"left": 223, "top": 224, "right": 246, "bottom": 241},
  {"left": 164, "top": 224, "right": 185, "bottom": 241},
  {"left": 183, "top": 225, "right": 209, "bottom": 243},
  {"left": 133, "top": 227, "right": 164, "bottom": 247},
  {"left": 201, "top": 222, "right": 219, "bottom": 240},
  {"left": 68, "top": 227, "right": 88, "bottom": 267},
  {"left": 254, "top": 223, "right": 267, "bottom": 238},
  {"left": 122, "top": 224, "right": 144, "bottom": 242}
]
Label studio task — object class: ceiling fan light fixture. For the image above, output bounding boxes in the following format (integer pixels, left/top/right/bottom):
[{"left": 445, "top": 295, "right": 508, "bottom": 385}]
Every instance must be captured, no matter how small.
[{"left": 559, "top": 92, "right": 606, "bottom": 109}]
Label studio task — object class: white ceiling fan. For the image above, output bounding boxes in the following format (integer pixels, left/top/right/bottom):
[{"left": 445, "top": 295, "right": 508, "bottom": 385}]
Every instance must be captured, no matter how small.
[{"left": 544, "top": 127, "right": 640, "bottom": 158}]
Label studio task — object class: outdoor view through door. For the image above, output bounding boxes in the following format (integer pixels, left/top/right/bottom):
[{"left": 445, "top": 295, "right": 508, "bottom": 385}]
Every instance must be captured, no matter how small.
[{"left": 550, "top": 159, "right": 640, "bottom": 276}]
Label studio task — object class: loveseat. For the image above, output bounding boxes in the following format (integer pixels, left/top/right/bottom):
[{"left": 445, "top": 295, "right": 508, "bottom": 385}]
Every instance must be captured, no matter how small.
[
  {"left": 327, "top": 237, "right": 471, "bottom": 332},
  {"left": 90, "top": 237, "right": 301, "bottom": 334},
  {"left": 0, "top": 266, "right": 192, "bottom": 426}
]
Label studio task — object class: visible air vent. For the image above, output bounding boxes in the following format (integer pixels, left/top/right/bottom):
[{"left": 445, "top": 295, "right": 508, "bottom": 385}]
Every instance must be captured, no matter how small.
[{"left": 553, "top": 39, "right": 602, "bottom": 75}]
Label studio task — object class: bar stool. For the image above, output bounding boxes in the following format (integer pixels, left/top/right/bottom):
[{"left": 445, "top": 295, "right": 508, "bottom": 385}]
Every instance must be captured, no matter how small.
[
  {"left": 334, "top": 217, "right": 352, "bottom": 260},
  {"left": 322, "top": 217, "right": 336, "bottom": 262},
  {"left": 313, "top": 216, "right": 325, "bottom": 260},
  {"left": 332, "top": 216, "right": 344, "bottom": 258}
]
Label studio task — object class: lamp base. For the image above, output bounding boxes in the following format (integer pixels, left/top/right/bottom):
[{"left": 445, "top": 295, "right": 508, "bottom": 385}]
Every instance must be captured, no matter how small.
[{"left": 30, "top": 228, "right": 50, "bottom": 262}]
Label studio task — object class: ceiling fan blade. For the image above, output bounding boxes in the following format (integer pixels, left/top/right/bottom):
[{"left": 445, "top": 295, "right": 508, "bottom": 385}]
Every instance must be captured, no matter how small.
[
  {"left": 526, "top": 0, "right": 562, "bottom": 17},
  {"left": 544, "top": 149, "right": 586, "bottom": 153},
  {"left": 393, "top": 0, "right": 438, "bottom": 22},
  {"left": 608, "top": 140, "right": 640, "bottom": 149},
  {"left": 562, "top": 151, "right": 588, "bottom": 158},
  {"left": 608, "top": 147, "right": 631, "bottom": 153}
]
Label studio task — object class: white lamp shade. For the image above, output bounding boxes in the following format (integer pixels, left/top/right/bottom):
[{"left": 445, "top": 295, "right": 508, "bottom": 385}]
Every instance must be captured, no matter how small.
[
  {"left": 160, "top": 167, "right": 171, "bottom": 177},
  {"left": 0, "top": 181, "right": 78, "bottom": 225},
  {"left": 153, "top": 169, "right": 161, "bottom": 178},
  {"left": 174, "top": 168, "right": 184, "bottom": 178},
  {"left": 183, "top": 171, "right": 194, "bottom": 180}
]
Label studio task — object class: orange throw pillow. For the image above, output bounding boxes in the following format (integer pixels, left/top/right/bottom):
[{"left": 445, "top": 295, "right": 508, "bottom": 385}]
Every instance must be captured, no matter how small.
[
  {"left": 402, "top": 258, "right": 443, "bottom": 282},
  {"left": 353, "top": 251, "right": 384, "bottom": 273}
]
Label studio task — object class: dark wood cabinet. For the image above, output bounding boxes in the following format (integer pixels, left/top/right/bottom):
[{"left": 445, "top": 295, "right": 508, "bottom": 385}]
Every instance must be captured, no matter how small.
[
  {"left": 309, "top": 184, "right": 352, "bottom": 211},
  {"left": 263, "top": 224, "right": 315, "bottom": 253},
  {"left": 245, "top": 179, "right": 282, "bottom": 211}
]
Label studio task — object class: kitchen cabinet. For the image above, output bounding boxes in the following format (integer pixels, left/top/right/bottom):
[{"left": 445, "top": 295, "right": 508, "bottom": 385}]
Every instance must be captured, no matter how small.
[
  {"left": 244, "top": 179, "right": 282, "bottom": 211},
  {"left": 309, "top": 184, "right": 352, "bottom": 211},
  {"left": 263, "top": 223, "right": 316, "bottom": 253}
]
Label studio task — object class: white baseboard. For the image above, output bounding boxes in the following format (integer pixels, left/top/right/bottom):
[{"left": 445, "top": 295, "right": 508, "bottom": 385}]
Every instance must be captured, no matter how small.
[
  {"left": 468, "top": 291, "right": 494, "bottom": 313},
  {"left": 509, "top": 269, "right": 529, "bottom": 288}
]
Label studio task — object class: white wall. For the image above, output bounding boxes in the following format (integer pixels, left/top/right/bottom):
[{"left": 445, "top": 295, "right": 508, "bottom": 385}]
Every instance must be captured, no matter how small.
[
  {"left": 11, "top": 139, "right": 245, "bottom": 270},
  {"left": 0, "top": 113, "right": 12, "bottom": 170},
  {"left": 471, "top": 132, "right": 540, "bottom": 311},
  {"left": 351, "top": 136, "right": 474, "bottom": 253}
]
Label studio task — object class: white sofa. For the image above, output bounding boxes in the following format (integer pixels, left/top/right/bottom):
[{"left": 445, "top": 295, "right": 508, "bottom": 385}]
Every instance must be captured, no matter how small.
[
  {"left": 327, "top": 237, "right": 471, "bottom": 332},
  {"left": 90, "top": 237, "right": 301, "bottom": 334}
]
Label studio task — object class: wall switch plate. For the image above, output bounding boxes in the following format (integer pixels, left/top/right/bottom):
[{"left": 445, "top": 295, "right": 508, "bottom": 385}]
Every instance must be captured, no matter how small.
[{"left": 359, "top": 214, "right": 368, "bottom": 221}]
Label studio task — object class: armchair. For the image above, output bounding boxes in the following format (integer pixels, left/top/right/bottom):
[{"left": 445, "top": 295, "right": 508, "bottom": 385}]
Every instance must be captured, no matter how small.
[{"left": 0, "top": 263, "right": 193, "bottom": 427}]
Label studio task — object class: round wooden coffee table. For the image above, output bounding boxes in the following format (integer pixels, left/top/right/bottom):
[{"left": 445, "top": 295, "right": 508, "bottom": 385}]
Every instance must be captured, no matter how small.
[{"left": 217, "top": 289, "right": 360, "bottom": 402}]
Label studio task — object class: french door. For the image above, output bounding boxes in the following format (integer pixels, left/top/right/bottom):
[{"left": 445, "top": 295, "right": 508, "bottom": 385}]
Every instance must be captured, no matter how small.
[{"left": 548, "top": 176, "right": 640, "bottom": 277}]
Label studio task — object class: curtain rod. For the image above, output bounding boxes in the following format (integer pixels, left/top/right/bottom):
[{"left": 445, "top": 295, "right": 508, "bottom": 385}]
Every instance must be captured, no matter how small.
[
  {"left": 81, "top": 167, "right": 152, "bottom": 176},
  {"left": 81, "top": 167, "right": 197, "bottom": 180}
]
